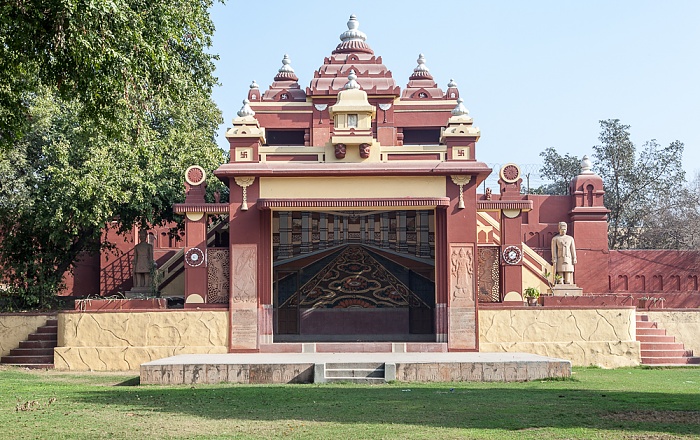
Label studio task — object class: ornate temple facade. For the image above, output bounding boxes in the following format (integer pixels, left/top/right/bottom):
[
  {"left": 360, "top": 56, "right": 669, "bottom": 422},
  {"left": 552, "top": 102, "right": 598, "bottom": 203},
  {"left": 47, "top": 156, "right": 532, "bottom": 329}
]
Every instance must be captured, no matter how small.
[
  {"left": 171, "top": 15, "right": 608, "bottom": 353},
  {"left": 68, "top": 15, "right": 699, "bottom": 358}
]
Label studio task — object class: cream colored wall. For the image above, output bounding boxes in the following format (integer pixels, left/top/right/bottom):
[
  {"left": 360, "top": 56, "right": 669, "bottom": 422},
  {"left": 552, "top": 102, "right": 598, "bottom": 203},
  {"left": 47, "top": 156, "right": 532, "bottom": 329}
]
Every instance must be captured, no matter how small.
[
  {"left": 0, "top": 314, "right": 54, "bottom": 357},
  {"left": 55, "top": 311, "right": 228, "bottom": 371},
  {"left": 260, "top": 176, "right": 445, "bottom": 200},
  {"left": 646, "top": 311, "right": 700, "bottom": 355},
  {"left": 479, "top": 308, "right": 640, "bottom": 368}
]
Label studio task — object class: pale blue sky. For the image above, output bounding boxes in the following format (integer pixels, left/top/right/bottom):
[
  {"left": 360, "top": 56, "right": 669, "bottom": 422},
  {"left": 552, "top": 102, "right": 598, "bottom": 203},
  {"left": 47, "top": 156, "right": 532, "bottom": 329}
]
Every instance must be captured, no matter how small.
[{"left": 209, "top": 1, "right": 699, "bottom": 188}]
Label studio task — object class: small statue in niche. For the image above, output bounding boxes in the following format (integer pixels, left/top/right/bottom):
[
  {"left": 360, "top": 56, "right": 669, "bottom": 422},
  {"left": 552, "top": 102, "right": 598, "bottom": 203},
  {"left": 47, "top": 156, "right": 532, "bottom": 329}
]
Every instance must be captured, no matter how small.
[
  {"left": 359, "top": 143, "right": 371, "bottom": 159},
  {"left": 133, "top": 229, "right": 154, "bottom": 290},
  {"left": 551, "top": 222, "right": 577, "bottom": 284},
  {"left": 334, "top": 143, "right": 346, "bottom": 159}
]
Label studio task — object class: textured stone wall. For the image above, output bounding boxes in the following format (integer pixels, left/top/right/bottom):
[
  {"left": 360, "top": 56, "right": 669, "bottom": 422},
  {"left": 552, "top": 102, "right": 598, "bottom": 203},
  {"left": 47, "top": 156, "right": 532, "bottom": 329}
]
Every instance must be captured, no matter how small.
[
  {"left": 479, "top": 308, "right": 640, "bottom": 368},
  {"left": 55, "top": 311, "right": 228, "bottom": 371},
  {"left": 0, "top": 314, "right": 54, "bottom": 357},
  {"left": 646, "top": 310, "right": 700, "bottom": 355}
]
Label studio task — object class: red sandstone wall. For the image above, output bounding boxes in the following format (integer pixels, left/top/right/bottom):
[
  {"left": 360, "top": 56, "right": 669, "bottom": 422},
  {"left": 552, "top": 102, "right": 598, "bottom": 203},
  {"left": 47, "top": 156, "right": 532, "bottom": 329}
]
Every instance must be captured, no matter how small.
[{"left": 609, "top": 250, "right": 700, "bottom": 293}]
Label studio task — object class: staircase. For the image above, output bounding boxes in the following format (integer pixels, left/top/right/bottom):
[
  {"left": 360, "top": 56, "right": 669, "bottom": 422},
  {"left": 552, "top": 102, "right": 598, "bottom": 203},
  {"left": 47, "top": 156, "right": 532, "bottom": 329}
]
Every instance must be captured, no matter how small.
[
  {"left": 314, "top": 362, "right": 395, "bottom": 384},
  {"left": 636, "top": 314, "right": 700, "bottom": 365},
  {"left": 0, "top": 319, "right": 57, "bottom": 369}
]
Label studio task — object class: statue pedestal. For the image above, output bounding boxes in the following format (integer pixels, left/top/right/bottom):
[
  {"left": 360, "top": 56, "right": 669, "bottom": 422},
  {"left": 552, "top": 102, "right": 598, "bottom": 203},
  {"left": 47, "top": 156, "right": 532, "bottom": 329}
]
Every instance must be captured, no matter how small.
[{"left": 551, "top": 284, "right": 583, "bottom": 296}]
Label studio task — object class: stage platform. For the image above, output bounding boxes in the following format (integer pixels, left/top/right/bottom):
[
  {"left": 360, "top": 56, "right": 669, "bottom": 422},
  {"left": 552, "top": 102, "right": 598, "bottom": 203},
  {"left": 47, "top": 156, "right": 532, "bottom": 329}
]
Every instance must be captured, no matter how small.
[{"left": 140, "top": 352, "right": 572, "bottom": 385}]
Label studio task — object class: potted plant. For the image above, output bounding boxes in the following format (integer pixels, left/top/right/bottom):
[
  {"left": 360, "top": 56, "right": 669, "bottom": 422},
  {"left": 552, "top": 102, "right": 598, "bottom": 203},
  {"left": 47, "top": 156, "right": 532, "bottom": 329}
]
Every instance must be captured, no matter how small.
[{"left": 523, "top": 287, "right": 540, "bottom": 306}]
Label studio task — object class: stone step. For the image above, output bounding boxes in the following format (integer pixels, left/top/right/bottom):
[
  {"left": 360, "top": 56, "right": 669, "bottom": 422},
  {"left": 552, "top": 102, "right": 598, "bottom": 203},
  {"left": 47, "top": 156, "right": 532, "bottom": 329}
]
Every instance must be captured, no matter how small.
[
  {"left": 1, "top": 355, "right": 55, "bottom": 364},
  {"left": 635, "top": 321, "right": 658, "bottom": 329},
  {"left": 324, "top": 377, "right": 386, "bottom": 384},
  {"left": 45, "top": 319, "right": 58, "bottom": 326},
  {"left": 1, "top": 363, "right": 54, "bottom": 369},
  {"left": 636, "top": 327, "right": 668, "bottom": 336},
  {"left": 641, "top": 357, "right": 697, "bottom": 365},
  {"left": 636, "top": 334, "right": 677, "bottom": 343},
  {"left": 9, "top": 348, "right": 55, "bottom": 357},
  {"left": 640, "top": 349, "right": 692, "bottom": 358},
  {"left": 326, "top": 362, "right": 384, "bottom": 370},
  {"left": 27, "top": 333, "right": 57, "bottom": 342},
  {"left": 36, "top": 325, "right": 58, "bottom": 334},
  {"left": 639, "top": 342, "right": 685, "bottom": 351},
  {"left": 325, "top": 368, "right": 385, "bottom": 379},
  {"left": 636, "top": 314, "right": 650, "bottom": 322},
  {"left": 18, "top": 340, "right": 57, "bottom": 349}
]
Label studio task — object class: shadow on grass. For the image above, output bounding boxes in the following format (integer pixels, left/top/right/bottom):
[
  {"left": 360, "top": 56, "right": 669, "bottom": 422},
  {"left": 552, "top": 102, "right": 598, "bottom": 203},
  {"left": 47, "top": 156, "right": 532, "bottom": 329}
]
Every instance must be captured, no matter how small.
[
  {"left": 71, "top": 384, "right": 700, "bottom": 436},
  {"left": 114, "top": 377, "right": 140, "bottom": 386}
]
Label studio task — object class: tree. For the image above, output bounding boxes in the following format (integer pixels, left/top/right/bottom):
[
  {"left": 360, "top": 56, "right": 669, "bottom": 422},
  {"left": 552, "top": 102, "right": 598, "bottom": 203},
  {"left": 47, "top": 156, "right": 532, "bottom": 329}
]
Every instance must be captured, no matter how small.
[
  {"left": 533, "top": 147, "right": 581, "bottom": 195},
  {"left": 0, "top": 1, "right": 219, "bottom": 152},
  {"left": 539, "top": 119, "right": 692, "bottom": 250},
  {"left": 0, "top": 0, "right": 226, "bottom": 310},
  {"left": 593, "top": 119, "right": 687, "bottom": 249}
]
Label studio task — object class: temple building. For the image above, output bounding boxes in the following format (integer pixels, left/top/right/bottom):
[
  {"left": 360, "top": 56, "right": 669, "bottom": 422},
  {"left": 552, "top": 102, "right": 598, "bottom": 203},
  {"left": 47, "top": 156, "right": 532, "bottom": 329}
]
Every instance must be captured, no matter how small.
[
  {"left": 33, "top": 15, "right": 698, "bottom": 373},
  {"left": 172, "top": 15, "right": 611, "bottom": 353}
]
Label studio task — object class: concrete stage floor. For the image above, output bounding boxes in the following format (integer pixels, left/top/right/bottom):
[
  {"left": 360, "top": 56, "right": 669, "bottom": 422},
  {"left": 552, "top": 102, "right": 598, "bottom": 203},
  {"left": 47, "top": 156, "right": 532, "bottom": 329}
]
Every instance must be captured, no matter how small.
[{"left": 140, "top": 352, "right": 572, "bottom": 385}]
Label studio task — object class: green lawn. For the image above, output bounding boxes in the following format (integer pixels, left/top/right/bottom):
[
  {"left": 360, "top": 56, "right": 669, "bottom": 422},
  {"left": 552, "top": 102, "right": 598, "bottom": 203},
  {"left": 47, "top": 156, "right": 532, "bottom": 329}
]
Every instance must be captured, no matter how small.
[{"left": 1, "top": 366, "right": 699, "bottom": 439}]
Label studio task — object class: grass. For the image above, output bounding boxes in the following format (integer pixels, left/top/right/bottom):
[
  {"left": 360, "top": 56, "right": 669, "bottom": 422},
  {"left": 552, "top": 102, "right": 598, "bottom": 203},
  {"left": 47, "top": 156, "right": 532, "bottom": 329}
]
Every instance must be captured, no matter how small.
[{"left": 1, "top": 366, "right": 699, "bottom": 439}]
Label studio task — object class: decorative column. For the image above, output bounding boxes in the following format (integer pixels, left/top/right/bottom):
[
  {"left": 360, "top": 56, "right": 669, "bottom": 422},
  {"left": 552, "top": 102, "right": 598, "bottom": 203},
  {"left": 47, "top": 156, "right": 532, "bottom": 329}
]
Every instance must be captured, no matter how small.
[
  {"left": 278, "top": 212, "right": 293, "bottom": 259},
  {"left": 342, "top": 216, "right": 348, "bottom": 243},
  {"left": 319, "top": 213, "right": 328, "bottom": 250},
  {"left": 418, "top": 211, "right": 431, "bottom": 258},
  {"left": 440, "top": 98, "right": 482, "bottom": 351},
  {"left": 380, "top": 213, "right": 390, "bottom": 248},
  {"left": 498, "top": 164, "right": 524, "bottom": 300},
  {"left": 369, "top": 215, "right": 376, "bottom": 245},
  {"left": 568, "top": 156, "right": 610, "bottom": 293},
  {"left": 397, "top": 211, "right": 408, "bottom": 253},
  {"left": 180, "top": 166, "right": 208, "bottom": 307},
  {"left": 333, "top": 216, "right": 340, "bottom": 245},
  {"left": 301, "top": 212, "right": 312, "bottom": 253},
  {"left": 360, "top": 216, "right": 366, "bottom": 243},
  {"left": 224, "top": 99, "right": 266, "bottom": 351}
]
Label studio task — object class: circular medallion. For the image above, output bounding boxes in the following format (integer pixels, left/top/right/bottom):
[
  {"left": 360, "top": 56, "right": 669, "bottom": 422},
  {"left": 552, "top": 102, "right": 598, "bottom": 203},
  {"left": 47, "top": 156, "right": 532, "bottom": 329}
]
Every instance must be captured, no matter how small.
[
  {"left": 185, "top": 247, "right": 205, "bottom": 267},
  {"left": 502, "top": 245, "right": 522, "bottom": 265},
  {"left": 499, "top": 163, "right": 521, "bottom": 183},
  {"left": 185, "top": 165, "right": 206, "bottom": 186}
]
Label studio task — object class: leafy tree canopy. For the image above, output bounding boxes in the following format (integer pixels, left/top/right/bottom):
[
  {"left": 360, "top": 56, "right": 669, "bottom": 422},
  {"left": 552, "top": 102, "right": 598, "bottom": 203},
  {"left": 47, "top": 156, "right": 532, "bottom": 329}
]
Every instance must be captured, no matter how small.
[
  {"left": 539, "top": 119, "right": 694, "bottom": 250},
  {"left": 0, "top": 0, "right": 219, "bottom": 151},
  {"left": 532, "top": 147, "right": 581, "bottom": 195},
  {"left": 0, "top": 1, "right": 225, "bottom": 310}
]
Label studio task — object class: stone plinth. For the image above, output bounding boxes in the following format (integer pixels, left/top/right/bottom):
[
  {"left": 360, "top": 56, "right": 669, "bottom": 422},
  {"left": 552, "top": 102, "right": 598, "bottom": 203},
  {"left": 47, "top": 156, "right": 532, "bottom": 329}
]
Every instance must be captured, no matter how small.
[
  {"left": 551, "top": 284, "right": 583, "bottom": 296},
  {"left": 140, "top": 352, "right": 571, "bottom": 385}
]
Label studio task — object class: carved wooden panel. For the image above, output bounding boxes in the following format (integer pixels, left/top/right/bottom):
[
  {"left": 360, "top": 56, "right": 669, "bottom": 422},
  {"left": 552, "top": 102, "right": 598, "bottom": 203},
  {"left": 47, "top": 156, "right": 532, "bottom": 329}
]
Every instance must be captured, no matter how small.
[
  {"left": 478, "top": 246, "right": 500, "bottom": 302},
  {"left": 207, "top": 249, "right": 230, "bottom": 303}
]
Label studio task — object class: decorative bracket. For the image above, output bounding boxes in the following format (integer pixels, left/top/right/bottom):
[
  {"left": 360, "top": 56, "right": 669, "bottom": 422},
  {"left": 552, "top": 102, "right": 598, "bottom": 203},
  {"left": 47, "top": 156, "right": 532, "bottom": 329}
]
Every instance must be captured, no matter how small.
[
  {"left": 378, "top": 103, "right": 392, "bottom": 123},
  {"left": 450, "top": 175, "right": 471, "bottom": 209},
  {"left": 234, "top": 176, "right": 255, "bottom": 211},
  {"left": 314, "top": 104, "right": 328, "bottom": 124}
]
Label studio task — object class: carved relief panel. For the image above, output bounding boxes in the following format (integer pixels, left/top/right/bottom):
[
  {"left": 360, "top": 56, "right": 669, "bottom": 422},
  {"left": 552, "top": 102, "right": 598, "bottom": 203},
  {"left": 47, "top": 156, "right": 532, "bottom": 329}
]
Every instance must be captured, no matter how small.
[
  {"left": 449, "top": 245, "right": 475, "bottom": 305},
  {"left": 231, "top": 245, "right": 257, "bottom": 304},
  {"left": 207, "top": 249, "right": 230, "bottom": 304}
]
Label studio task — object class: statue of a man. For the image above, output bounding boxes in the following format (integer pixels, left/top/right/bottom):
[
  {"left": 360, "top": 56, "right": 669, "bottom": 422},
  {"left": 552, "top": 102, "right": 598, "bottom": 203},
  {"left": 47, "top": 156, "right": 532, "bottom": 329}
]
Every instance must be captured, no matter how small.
[
  {"left": 551, "top": 222, "right": 577, "bottom": 284},
  {"left": 133, "top": 229, "right": 154, "bottom": 289}
]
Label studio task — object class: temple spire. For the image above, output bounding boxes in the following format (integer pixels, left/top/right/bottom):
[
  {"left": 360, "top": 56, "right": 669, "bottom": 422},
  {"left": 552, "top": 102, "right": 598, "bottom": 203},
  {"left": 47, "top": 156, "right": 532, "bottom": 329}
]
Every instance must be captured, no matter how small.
[
  {"left": 333, "top": 14, "right": 373, "bottom": 54},
  {"left": 409, "top": 53, "right": 433, "bottom": 80},
  {"left": 274, "top": 54, "right": 298, "bottom": 82},
  {"left": 237, "top": 99, "right": 255, "bottom": 118}
]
